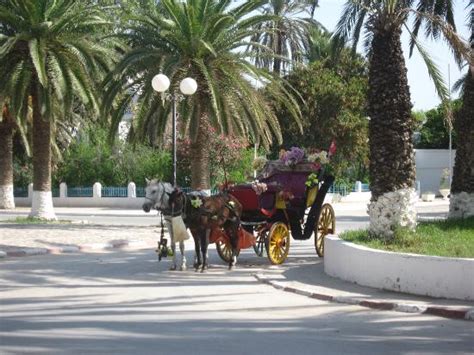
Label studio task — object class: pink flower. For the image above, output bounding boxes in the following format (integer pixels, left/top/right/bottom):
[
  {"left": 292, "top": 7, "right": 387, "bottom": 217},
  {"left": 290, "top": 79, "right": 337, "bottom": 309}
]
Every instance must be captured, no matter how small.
[{"left": 328, "top": 140, "right": 337, "bottom": 157}]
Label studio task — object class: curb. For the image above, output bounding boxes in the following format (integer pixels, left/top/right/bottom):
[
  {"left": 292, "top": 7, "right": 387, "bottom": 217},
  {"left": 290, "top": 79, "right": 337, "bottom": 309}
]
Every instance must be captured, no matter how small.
[
  {"left": 254, "top": 274, "right": 474, "bottom": 321},
  {"left": 0, "top": 240, "right": 155, "bottom": 259}
]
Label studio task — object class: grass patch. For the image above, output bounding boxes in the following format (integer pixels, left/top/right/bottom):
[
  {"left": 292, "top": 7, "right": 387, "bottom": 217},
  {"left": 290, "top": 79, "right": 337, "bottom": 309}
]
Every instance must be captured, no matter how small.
[
  {"left": 3, "top": 217, "right": 72, "bottom": 225},
  {"left": 341, "top": 217, "right": 474, "bottom": 258}
]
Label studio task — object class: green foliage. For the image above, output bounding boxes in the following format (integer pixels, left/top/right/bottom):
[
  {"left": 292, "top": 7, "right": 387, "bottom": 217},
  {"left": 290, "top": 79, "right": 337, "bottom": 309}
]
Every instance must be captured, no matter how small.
[
  {"left": 416, "top": 100, "right": 461, "bottom": 149},
  {"left": 269, "top": 54, "right": 369, "bottom": 184},
  {"left": 0, "top": 0, "right": 119, "bottom": 125},
  {"left": 305, "top": 173, "right": 319, "bottom": 188},
  {"left": 341, "top": 217, "right": 474, "bottom": 258},
  {"left": 103, "top": 0, "right": 302, "bottom": 152},
  {"left": 249, "top": 0, "right": 321, "bottom": 74},
  {"left": 225, "top": 148, "right": 256, "bottom": 185},
  {"left": 54, "top": 127, "right": 171, "bottom": 187},
  {"left": 176, "top": 123, "right": 254, "bottom": 187},
  {"left": 4, "top": 217, "right": 72, "bottom": 225},
  {"left": 13, "top": 155, "right": 32, "bottom": 188}
]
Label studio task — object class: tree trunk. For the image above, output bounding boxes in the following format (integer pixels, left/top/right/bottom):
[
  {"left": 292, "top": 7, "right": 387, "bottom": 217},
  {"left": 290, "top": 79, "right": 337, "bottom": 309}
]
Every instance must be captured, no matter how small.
[
  {"left": 0, "top": 109, "right": 15, "bottom": 209},
  {"left": 273, "top": 31, "right": 282, "bottom": 75},
  {"left": 29, "top": 88, "right": 56, "bottom": 220},
  {"left": 366, "top": 25, "right": 417, "bottom": 239},
  {"left": 190, "top": 116, "right": 211, "bottom": 190},
  {"left": 449, "top": 66, "right": 474, "bottom": 218}
]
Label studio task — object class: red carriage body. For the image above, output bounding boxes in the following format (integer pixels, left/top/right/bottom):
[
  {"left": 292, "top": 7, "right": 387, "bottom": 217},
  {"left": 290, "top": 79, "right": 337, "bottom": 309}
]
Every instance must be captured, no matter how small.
[{"left": 215, "top": 161, "right": 336, "bottom": 264}]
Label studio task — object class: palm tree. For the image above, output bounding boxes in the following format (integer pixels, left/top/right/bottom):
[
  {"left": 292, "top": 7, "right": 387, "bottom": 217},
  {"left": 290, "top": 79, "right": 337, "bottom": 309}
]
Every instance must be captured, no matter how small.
[
  {"left": 335, "top": 0, "right": 469, "bottom": 239},
  {"left": 306, "top": 26, "right": 333, "bottom": 63},
  {"left": 104, "top": 0, "right": 301, "bottom": 190},
  {"left": 0, "top": 102, "right": 16, "bottom": 209},
  {"left": 449, "top": 1, "right": 473, "bottom": 219},
  {"left": 0, "top": 0, "right": 117, "bottom": 219},
  {"left": 249, "top": 0, "right": 322, "bottom": 75}
]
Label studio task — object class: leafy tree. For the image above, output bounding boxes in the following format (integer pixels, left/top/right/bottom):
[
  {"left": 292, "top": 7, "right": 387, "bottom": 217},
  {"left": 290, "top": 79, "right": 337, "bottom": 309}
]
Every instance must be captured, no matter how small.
[
  {"left": 103, "top": 0, "right": 302, "bottom": 190},
  {"left": 55, "top": 126, "right": 172, "bottom": 187},
  {"left": 0, "top": 0, "right": 117, "bottom": 218},
  {"left": 176, "top": 121, "right": 251, "bottom": 187},
  {"left": 335, "top": 0, "right": 469, "bottom": 239},
  {"left": 270, "top": 53, "right": 369, "bottom": 185},
  {"left": 416, "top": 101, "right": 461, "bottom": 149}
]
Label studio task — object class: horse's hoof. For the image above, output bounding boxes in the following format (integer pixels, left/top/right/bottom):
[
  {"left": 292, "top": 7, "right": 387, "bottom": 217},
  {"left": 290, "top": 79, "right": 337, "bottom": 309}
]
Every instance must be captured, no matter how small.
[
  {"left": 180, "top": 265, "right": 187, "bottom": 271},
  {"left": 169, "top": 265, "right": 177, "bottom": 271},
  {"left": 194, "top": 262, "right": 201, "bottom": 269},
  {"left": 228, "top": 264, "right": 233, "bottom": 270},
  {"left": 200, "top": 268, "right": 206, "bottom": 273}
]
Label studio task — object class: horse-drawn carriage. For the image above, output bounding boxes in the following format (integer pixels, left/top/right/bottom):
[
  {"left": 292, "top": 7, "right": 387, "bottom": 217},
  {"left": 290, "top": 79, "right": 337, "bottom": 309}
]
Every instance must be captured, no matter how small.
[
  {"left": 213, "top": 160, "right": 336, "bottom": 265},
  {"left": 143, "top": 150, "right": 336, "bottom": 270}
]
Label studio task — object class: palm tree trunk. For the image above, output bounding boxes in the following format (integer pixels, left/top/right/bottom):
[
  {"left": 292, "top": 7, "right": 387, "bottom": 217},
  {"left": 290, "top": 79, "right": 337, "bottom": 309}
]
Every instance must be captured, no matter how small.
[
  {"left": 0, "top": 109, "right": 15, "bottom": 209},
  {"left": 273, "top": 31, "right": 282, "bottom": 75},
  {"left": 190, "top": 116, "right": 210, "bottom": 190},
  {"left": 29, "top": 86, "right": 56, "bottom": 220},
  {"left": 367, "top": 25, "right": 417, "bottom": 239},
  {"left": 449, "top": 66, "right": 474, "bottom": 218}
]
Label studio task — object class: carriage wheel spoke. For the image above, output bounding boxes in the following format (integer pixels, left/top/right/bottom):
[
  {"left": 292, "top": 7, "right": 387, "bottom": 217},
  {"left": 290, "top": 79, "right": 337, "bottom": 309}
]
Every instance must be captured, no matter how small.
[{"left": 315, "top": 204, "right": 335, "bottom": 258}]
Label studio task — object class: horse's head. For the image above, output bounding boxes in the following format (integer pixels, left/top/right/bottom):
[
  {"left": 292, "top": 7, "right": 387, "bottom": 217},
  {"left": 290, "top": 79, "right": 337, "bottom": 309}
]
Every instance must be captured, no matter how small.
[{"left": 142, "top": 178, "right": 172, "bottom": 213}]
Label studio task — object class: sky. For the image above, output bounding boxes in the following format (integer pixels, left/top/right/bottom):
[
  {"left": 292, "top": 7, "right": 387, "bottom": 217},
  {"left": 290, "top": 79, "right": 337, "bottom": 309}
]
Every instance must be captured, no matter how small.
[{"left": 313, "top": 0, "right": 471, "bottom": 111}]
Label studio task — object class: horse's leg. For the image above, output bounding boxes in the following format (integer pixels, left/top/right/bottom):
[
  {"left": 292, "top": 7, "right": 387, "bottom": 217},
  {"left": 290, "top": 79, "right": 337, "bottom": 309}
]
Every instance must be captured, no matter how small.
[
  {"left": 200, "top": 228, "right": 210, "bottom": 273},
  {"left": 228, "top": 219, "right": 239, "bottom": 270},
  {"left": 166, "top": 219, "right": 177, "bottom": 271},
  {"left": 193, "top": 230, "right": 202, "bottom": 271},
  {"left": 179, "top": 240, "right": 187, "bottom": 271}
]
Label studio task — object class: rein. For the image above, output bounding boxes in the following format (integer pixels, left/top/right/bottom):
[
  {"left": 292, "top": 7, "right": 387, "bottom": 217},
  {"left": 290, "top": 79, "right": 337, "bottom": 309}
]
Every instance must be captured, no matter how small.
[
  {"left": 149, "top": 182, "right": 171, "bottom": 261},
  {"left": 156, "top": 212, "right": 170, "bottom": 261}
]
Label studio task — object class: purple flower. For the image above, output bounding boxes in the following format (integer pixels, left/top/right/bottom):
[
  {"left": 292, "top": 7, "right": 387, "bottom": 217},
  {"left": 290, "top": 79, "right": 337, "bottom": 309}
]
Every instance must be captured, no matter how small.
[{"left": 281, "top": 147, "right": 305, "bottom": 166}]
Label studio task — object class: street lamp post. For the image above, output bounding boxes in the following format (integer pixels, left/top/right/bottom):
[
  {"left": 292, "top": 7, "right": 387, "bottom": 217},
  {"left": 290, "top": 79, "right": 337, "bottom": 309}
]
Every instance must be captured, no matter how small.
[{"left": 152, "top": 74, "right": 197, "bottom": 186}]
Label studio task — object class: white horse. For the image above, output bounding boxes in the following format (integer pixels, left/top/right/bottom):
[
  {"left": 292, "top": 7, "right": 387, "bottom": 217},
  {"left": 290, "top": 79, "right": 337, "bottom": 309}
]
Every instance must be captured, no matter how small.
[{"left": 142, "top": 179, "right": 187, "bottom": 271}]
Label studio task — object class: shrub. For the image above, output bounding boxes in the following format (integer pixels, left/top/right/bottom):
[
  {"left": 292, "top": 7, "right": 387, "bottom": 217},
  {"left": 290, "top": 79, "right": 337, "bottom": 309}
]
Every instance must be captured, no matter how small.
[{"left": 54, "top": 127, "right": 172, "bottom": 187}]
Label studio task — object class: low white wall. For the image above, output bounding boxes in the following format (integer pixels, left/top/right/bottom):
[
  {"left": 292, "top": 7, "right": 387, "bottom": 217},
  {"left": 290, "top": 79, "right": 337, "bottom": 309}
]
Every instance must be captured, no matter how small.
[
  {"left": 341, "top": 191, "right": 371, "bottom": 203},
  {"left": 415, "top": 149, "right": 456, "bottom": 194},
  {"left": 15, "top": 197, "right": 144, "bottom": 209},
  {"left": 324, "top": 235, "right": 474, "bottom": 301}
]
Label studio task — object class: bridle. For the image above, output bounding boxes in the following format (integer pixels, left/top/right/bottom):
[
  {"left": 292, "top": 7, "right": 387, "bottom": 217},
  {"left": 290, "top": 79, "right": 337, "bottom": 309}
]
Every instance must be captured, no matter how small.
[{"left": 145, "top": 182, "right": 167, "bottom": 212}]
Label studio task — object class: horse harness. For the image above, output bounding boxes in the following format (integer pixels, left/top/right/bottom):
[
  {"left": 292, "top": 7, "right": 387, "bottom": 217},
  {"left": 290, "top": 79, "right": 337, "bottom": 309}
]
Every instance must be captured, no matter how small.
[{"left": 148, "top": 182, "right": 183, "bottom": 260}]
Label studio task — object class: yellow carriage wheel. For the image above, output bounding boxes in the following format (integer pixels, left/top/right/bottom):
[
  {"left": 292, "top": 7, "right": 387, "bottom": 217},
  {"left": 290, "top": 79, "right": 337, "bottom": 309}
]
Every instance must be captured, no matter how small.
[
  {"left": 215, "top": 240, "right": 232, "bottom": 263},
  {"left": 216, "top": 239, "right": 240, "bottom": 263},
  {"left": 315, "top": 203, "right": 336, "bottom": 257},
  {"left": 266, "top": 222, "right": 290, "bottom": 265}
]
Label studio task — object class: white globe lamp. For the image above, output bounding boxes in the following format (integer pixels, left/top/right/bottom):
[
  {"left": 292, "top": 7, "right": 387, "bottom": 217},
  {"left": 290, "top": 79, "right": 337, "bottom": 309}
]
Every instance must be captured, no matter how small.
[
  {"left": 151, "top": 74, "right": 170, "bottom": 92},
  {"left": 180, "top": 77, "right": 198, "bottom": 95}
]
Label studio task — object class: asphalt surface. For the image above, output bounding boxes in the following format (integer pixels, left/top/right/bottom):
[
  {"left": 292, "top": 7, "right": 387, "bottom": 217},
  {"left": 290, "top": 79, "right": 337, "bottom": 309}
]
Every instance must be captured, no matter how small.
[
  {"left": 1, "top": 248, "right": 473, "bottom": 355},
  {"left": 2, "top": 199, "right": 472, "bottom": 354}
]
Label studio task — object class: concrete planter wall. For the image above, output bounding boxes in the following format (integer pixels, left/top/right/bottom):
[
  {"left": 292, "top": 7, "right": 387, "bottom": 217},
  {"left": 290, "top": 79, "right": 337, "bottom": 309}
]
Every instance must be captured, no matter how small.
[{"left": 324, "top": 235, "right": 474, "bottom": 301}]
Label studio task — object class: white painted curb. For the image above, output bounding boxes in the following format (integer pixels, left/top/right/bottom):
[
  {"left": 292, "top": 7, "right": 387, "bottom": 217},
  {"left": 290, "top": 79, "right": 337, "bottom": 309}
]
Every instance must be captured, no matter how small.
[
  {"left": 254, "top": 273, "right": 474, "bottom": 321},
  {"left": 324, "top": 235, "right": 474, "bottom": 301}
]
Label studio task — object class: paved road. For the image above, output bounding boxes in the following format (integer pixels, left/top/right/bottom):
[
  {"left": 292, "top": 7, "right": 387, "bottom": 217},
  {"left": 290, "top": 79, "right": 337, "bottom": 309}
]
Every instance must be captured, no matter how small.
[
  {"left": 1, "top": 245, "right": 472, "bottom": 354},
  {"left": 0, "top": 200, "right": 450, "bottom": 229},
  {"left": 0, "top": 207, "right": 160, "bottom": 226}
]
